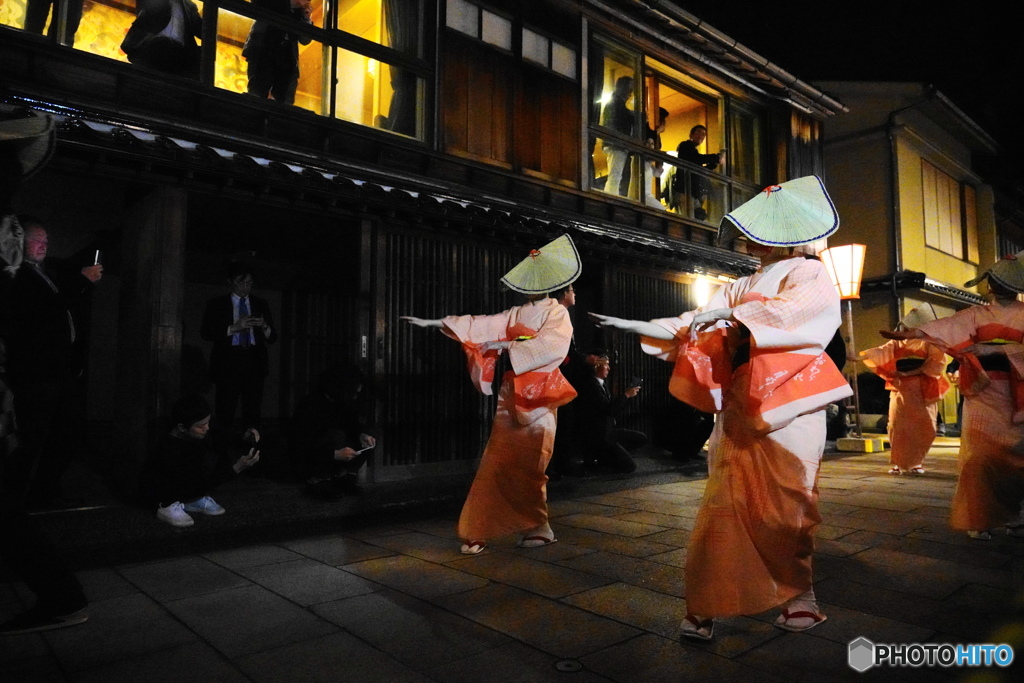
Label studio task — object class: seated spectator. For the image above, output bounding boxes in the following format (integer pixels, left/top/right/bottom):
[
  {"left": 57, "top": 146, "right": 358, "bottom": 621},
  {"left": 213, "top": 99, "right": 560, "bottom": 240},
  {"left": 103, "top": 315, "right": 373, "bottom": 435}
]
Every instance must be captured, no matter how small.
[
  {"left": 573, "top": 351, "right": 646, "bottom": 473},
  {"left": 120, "top": 0, "right": 203, "bottom": 78},
  {"left": 140, "top": 394, "right": 260, "bottom": 527},
  {"left": 290, "top": 364, "right": 376, "bottom": 498}
]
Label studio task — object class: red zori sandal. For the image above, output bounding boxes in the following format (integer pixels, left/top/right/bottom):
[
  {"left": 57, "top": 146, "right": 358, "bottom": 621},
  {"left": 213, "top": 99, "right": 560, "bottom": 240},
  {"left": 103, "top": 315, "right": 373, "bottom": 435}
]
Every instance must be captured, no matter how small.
[{"left": 775, "top": 608, "right": 827, "bottom": 632}]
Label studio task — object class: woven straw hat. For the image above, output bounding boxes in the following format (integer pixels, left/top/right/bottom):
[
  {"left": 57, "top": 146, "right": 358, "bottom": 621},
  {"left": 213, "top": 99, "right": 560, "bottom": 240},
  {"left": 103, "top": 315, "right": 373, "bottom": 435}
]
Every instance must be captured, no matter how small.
[
  {"left": 964, "top": 250, "right": 1024, "bottom": 293},
  {"left": 500, "top": 234, "right": 581, "bottom": 294},
  {"left": 718, "top": 175, "right": 839, "bottom": 246},
  {"left": 899, "top": 304, "right": 938, "bottom": 330},
  {"left": 0, "top": 109, "right": 56, "bottom": 180}
]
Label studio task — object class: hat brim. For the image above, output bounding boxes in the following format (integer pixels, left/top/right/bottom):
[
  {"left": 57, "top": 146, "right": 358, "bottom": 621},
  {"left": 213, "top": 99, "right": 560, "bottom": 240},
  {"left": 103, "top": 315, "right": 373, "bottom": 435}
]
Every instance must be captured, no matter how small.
[
  {"left": 501, "top": 234, "right": 582, "bottom": 294},
  {"left": 718, "top": 175, "right": 839, "bottom": 246},
  {"left": 0, "top": 113, "right": 56, "bottom": 179}
]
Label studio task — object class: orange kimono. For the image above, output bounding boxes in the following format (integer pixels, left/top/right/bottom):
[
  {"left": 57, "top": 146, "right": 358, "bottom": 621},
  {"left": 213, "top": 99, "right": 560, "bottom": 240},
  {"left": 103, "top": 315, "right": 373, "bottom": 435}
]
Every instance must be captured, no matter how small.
[
  {"left": 917, "top": 302, "right": 1024, "bottom": 531},
  {"left": 442, "top": 297, "right": 576, "bottom": 541},
  {"left": 862, "top": 340, "right": 950, "bottom": 469},
  {"left": 641, "top": 257, "right": 851, "bottom": 617}
]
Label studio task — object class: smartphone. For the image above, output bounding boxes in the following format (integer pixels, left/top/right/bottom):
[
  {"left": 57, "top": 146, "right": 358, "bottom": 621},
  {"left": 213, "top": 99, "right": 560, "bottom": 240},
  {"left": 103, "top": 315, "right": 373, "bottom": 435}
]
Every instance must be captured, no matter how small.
[
  {"left": 628, "top": 377, "right": 643, "bottom": 389},
  {"left": 93, "top": 250, "right": 101, "bottom": 265},
  {"left": 356, "top": 444, "right": 375, "bottom": 453}
]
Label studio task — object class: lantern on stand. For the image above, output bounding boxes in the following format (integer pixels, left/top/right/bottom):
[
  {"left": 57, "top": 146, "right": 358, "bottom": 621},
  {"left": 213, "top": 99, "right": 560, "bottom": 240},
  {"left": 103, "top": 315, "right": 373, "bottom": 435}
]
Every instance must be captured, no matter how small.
[{"left": 820, "top": 244, "right": 881, "bottom": 451}]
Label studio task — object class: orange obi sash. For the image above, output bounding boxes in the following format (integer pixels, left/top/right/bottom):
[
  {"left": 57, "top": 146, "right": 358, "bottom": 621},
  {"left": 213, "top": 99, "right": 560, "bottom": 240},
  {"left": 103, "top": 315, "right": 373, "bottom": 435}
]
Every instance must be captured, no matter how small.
[
  {"left": 926, "top": 322, "right": 1024, "bottom": 422},
  {"left": 510, "top": 370, "right": 577, "bottom": 416}
]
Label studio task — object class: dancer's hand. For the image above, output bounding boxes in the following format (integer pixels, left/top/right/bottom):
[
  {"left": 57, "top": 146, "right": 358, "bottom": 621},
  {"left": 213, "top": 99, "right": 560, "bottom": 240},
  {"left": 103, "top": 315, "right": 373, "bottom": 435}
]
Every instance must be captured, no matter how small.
[
  {"left": 690, "top": 308, "right": 733, "bottom": 333},
  {"left": 880, "top": 328, "right": 923, "bottom": 340},
  {"left": 479, "top": 340, "right": 510, "bottom": 352},
  {"left": 401, "top": 316, "right": 443, "bottom": 328}
]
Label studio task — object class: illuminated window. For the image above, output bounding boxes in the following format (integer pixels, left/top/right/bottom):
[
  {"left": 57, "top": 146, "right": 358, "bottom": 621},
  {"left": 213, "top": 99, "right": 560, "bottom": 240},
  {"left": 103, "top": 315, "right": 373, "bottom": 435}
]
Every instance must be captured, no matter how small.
[{"left": 922, "top": 159, "right": 978, "bottom": 262}]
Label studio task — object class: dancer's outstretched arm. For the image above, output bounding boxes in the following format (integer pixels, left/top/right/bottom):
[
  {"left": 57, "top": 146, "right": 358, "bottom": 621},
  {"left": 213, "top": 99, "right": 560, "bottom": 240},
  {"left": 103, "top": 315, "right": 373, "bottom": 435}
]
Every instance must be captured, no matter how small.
[
  {"left": 401, "top": 316, "right": 444, "bottom": 328},
  {"left": 589, "top": 312, "right": 675, "bottom": 340}
]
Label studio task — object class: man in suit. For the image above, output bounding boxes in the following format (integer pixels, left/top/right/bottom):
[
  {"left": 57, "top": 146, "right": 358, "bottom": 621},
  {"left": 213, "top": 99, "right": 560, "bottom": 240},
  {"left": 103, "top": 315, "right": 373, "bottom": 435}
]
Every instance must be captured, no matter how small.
[
  {"left": 201, "top": 262, "right": 277, "bottom": 433},
  {"left": 0, "top": 216, "right": 102, "bottom": 507},
  {"left": 572, "top": 350, "right": 646, "bottom": 473}
]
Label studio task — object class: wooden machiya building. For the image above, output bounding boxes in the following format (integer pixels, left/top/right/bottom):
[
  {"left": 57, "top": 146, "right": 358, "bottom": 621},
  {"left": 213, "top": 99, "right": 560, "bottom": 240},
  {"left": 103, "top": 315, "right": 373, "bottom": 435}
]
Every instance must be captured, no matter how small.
[{"left": 0, "top": 0, "right": 846, "bottom": 487}]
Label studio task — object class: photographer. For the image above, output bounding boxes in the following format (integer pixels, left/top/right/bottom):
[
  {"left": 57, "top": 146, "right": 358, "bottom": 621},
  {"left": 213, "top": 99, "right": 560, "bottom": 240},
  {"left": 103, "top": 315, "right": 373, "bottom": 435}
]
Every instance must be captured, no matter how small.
[{"left": 572, "top": 351, "right": 646, "bottom": 473}]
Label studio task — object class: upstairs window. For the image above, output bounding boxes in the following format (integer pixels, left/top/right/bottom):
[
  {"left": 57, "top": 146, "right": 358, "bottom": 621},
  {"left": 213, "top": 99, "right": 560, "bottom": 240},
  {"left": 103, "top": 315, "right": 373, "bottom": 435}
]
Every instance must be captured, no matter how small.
[{"left": 922, "top": 159, "right": 979, "bottom": 263}]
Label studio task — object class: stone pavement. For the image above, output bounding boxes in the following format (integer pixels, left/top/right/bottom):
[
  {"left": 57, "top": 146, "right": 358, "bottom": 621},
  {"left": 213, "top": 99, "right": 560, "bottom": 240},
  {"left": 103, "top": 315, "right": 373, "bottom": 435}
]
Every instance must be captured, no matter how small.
[{"left": 2, "top": 438, "right": 1022, "bottom": 682}]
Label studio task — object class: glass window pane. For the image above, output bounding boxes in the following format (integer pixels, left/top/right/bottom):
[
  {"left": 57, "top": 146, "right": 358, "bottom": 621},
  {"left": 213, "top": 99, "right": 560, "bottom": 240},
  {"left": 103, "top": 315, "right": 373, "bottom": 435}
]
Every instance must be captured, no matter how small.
[
  {"left": 551, "top": 42, "right": 576, "bottom": 79},
  {"left": 480, "top": 9, "right": 510, "bottom": 50},
  {"left": 380, "top": 0, "right": 422, "bottom": 57},
  {"left": 334, "top": 48, "right": 424, "bottom": 139},
  {"left": 522, "top": 27, "right": 548, "bottom": 66},
  {"left": 641, "top": 153, "right": 668, "bottom": 210},
  {"left": 216, "top": 8, "right": 325, "bottom": 113},
  {"left": 446, "top": 0, "right": 478, "bottom": 37},
  {"left": 729, "top": 107, "right": 764, "bottom": 184},
  {"left": 664, "top": 161, "right": 725, "bottom": 223}
]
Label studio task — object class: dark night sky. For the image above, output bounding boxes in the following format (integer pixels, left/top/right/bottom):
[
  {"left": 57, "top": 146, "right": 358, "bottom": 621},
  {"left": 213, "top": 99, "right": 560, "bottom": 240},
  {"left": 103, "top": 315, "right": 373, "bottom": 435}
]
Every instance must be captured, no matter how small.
[{"left": 675, "top": 1, "right": 1024, "bottom": 182}]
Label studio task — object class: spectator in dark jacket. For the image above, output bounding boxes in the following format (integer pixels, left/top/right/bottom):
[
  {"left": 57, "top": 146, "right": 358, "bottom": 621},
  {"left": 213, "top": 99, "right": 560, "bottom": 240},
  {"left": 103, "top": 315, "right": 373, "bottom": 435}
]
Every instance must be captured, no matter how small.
[{"left": 290, "top": 364, "right": 376, "bottom": 498}]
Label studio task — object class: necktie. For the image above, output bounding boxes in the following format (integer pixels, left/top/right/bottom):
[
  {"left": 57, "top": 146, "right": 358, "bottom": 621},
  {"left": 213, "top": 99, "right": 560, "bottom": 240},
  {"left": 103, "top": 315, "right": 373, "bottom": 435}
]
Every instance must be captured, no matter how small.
[{"left": 238, "top": 297, "right": 251, "bottom": 347}]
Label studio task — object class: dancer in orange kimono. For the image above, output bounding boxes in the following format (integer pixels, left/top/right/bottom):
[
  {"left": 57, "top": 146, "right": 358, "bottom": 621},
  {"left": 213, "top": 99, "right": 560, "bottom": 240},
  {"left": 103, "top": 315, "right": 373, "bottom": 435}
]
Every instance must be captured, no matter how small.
[
  {"left": 884, "top": 253, "right": 1024, "bottom": 540},
  {"left": 403, "top": 235, "right": 580, "bottom": 554},
  {"left": 862, "top": 308, "right": 950, "bottom": 475},
  {"left": 592, "top": 177, "right": 851, "bottom": 640}
]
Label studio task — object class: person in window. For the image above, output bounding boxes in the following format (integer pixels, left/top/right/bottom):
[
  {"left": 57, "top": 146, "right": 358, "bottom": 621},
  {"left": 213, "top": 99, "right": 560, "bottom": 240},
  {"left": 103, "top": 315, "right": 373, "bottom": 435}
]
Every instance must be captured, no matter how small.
[
  {"left": 600, "top": 76, "right": 634, "bottom": 197},
  {"left": 591, "top": 177, "right": 849, "bottom": 640},
  {"left": 24, "top": 0, "right": 84, "bottom": 45},
  {"left": 120, "top": 0, "right": 203, "bottom": 79},
  {"left": 675, "top": 125, "right": 725, "bottom": 221},
  {"left": 642, "top": 107, "right": 669, "bottom": 209},
  {"left": 243, "top": 0, "right": 314, "bottom": 107}
]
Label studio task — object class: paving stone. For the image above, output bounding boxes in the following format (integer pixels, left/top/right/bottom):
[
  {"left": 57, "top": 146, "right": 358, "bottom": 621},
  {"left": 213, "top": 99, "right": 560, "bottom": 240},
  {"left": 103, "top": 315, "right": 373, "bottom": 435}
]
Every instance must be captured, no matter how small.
[
  {"left": 118, "top": 556, "right": 250, "bottom": 602},
  {"left": 75, "top": 568, "right": 139, "bottom": 603},
  {"left": 202, "top": 544, "right": 304, "bottom": 569},
  {"left": 343, "top": 554, "right": 489, "bottom": 599},
  {"left": 736, "top": 632, "right": 880, "bottom": 683},
  {"left": 74, "top": 641, "right": 248, "bottom": 683},
  {"left": 313, "top": 589, "right": 512, "bottom": 671},
  {"left": 548, "top": 499, "right": 633, "bottom": 518},
  {"left": 1, "top": 655, "right": 68, "bottom": 683},
  {"left": 676, "top": 614, "right": 784, "bottom": 659},
  {"left": 561, "top": 582, "right": 685, "bottom": 639},
  {"left": 556, "top": 550, "right": 686, "bottom": 597},
  {"left": 434, "top": 583, "right": 640, "bottom": 660},
  {"left": 236, "top": 558, "right": 381, "bottom": 605},
  {"left": 553, "top": 525, "right": 678, "bottom": 558},
  {"left": 364, "top": 530, "right": 474, "bottom": 563},
  {"left": 282, "top": 534, "right": 396, "bottom": 566},
  {"left": 555, "top": 513, "right": 668, "bottom": 538},
  {"left": 236, "top": 631, "right": 430, "bottom": 682},
  {"left": 815, "top": 539, "right": 874, "bottom": 557},
  {"left": 164, "top": 584, "right": 336, "bottom": 658},
  {"left": 614, "top": 510, "right": 695, "bottom": 529},
  {"left": 0, "top": 630, "right": 47, "bottom": 664},
  {"left": 43, "top": 593, "right": 195, "bottom": 671},
  {"left": 815, "top": 523, "right": 860, "bottom": 540},
  {"left": 447, "top": 550, "right": 612, "bottom": 598},
  {"left": 427, "top": 640, "right": 614, "bottom": 683},
  {"left": 396, "top": 517, "right": 460, "bottom": 538},
  {"left": 581, "top": 632, "right": 784, "bottom": 683},
  {"left": 644, "top": 547, "right": 688, "bottom": 568},
  {"left": 641, "top": 528, "right": 691, "bottom": 547}
]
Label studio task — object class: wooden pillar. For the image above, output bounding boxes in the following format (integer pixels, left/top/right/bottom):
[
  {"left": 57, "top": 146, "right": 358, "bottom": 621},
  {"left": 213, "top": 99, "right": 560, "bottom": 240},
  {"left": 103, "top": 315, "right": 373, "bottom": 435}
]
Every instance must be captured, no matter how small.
[{"left": 113, "top": 186, "right": 187, "bottom": 487}]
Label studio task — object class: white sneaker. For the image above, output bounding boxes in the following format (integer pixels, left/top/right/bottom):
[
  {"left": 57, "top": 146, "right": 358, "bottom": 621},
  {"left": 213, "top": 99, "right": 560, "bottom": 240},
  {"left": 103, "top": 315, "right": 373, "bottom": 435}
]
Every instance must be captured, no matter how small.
[
  {"left": 183, "top": 496, "right": 226, "bottom": 516},
  {"left": 156, "top": 502, "right": 194, "bottom": 527}
]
